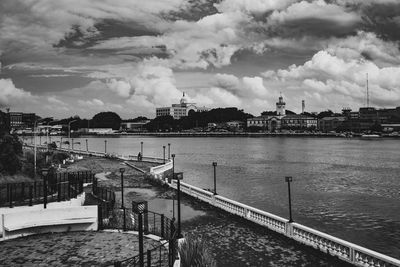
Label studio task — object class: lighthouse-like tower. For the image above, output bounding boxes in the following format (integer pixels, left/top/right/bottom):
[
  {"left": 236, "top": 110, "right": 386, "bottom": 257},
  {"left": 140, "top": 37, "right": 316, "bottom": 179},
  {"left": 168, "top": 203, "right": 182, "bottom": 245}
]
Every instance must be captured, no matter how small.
[{"left": 276, "top": 94, "right": 286, "bottom": 116}]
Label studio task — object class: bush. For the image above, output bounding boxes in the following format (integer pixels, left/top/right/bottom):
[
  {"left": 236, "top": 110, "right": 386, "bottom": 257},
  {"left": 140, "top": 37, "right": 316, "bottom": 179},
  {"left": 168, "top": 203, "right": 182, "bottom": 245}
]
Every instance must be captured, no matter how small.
[{"left": 178, "top": 235, "right": 216, "bottom": 267}]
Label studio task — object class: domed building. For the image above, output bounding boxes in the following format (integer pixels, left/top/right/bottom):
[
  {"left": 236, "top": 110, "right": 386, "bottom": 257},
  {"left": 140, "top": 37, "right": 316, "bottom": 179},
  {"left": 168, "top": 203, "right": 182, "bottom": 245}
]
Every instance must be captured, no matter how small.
[{"left": 156, "top": 92, "right": 209, "bottom": 119}]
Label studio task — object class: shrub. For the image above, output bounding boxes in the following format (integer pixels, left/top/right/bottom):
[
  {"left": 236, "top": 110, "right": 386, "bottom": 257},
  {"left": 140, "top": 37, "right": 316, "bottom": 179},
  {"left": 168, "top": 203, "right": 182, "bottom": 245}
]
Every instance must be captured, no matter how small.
[{"left": 178, "top": 235, "right": 216, "bottom": 267}]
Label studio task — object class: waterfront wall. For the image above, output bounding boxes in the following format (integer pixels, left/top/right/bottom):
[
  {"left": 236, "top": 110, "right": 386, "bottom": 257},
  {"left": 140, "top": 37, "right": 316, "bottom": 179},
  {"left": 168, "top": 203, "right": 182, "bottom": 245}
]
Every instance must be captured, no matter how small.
[
  {"left": 1, "top": 205, "right": 98, "bottom": 241},
  {"left": 168, "top": 180, "right": 400, "bottom": 267}
]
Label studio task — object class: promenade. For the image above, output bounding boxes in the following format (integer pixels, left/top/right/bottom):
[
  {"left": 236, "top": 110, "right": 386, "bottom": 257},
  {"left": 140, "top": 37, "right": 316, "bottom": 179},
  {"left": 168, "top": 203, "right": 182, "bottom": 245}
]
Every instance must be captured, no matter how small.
[{"left": 0, "top": 231, "right": 164, "bottom": 266}]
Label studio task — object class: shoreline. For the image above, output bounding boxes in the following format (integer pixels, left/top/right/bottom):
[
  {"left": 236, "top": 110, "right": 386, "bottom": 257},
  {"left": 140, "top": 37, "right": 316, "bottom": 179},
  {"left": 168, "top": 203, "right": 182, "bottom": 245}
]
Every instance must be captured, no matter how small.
[{"left": 18, "top": 132, "right": 400, "bottom": 138}]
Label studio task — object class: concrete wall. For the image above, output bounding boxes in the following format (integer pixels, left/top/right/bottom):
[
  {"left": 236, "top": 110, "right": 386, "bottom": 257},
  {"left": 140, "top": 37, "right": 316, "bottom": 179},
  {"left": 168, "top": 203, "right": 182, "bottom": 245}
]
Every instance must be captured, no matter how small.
[
  {"left": 0, "top": 193, "right": 86, "bottom": 236},
  {"left": 1, "top": 205, "right": 97, "bottom": 241}
]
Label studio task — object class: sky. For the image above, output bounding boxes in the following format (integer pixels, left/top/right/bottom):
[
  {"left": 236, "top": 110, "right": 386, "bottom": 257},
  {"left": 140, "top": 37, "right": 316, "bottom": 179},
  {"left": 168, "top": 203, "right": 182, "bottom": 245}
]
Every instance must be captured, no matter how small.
[{"left": 1, "top": 0, "right": 400, "bottom": 119}]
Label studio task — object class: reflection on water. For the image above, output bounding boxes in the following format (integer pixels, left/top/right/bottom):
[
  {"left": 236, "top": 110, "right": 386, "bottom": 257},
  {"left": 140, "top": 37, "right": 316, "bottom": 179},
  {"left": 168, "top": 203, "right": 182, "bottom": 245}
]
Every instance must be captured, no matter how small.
[{"left": 36, "top": 136, "right": 400, "bottom": 258}]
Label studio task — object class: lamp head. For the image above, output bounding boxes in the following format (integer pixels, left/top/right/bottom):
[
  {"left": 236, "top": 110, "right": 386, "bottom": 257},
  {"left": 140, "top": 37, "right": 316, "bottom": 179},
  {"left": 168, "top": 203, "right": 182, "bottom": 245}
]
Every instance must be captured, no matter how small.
[
  {"left": 285, "top": 176, "right": 293, "bottom": 182},
  {"left": 171, "top": 154, "right": 175, "bottom": 158},
  {"left": 119, "top": 167, "right": 125, "bottom": 174},
  {"left": 41, "top": 168, "right": 50, "bottom": 177},
  {"left": 212, "top": 162, "right": 217, "bottom": 167}
]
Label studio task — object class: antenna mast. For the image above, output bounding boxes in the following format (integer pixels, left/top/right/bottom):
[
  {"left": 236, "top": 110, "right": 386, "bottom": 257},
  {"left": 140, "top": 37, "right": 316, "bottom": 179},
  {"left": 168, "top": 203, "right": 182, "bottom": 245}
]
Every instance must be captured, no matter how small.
[{"left": 366, "top": 73, "right": 369, "bottom": 107}]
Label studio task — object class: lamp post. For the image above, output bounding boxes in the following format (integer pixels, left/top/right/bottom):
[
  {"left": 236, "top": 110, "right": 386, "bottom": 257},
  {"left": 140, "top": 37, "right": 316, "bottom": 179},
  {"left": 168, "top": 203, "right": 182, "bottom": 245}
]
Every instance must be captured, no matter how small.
[
  {"left": 104, "top": 140, "right": 107, "bottom": 154},
  {"left": 140, "top": 141, "right": 143, "bottom": 155},
  {"left": 72, "top": 138, "right": 74, "bottom": 150},
  {"left": 85, "top": 139, "right": 88, "bottom": 152},
  {"left": 60, "top": 137, "right": 63, "bottom": 149},
  {"left": 68, "top": 120, "right": 77, "bottom": 153},
  {"left": 133, "top": 201, "right": 147, "bottom": 267},
  {"left": 168, "top": 143, "right": 171, "bottom": 159},
  {"left": 163, "top": 145, "right": 166, "bottom": 164},
  {"left": 41, "top": 168, "right": 49, "bottom": 209},
  {"left": 212, "top": 162, "right": 217, "bottom": 195},
  {"left": 120, "top": 167, "right": 126, "bottom": 231},
  {"left": 120, "top": 168, "right": 125, "bottom": 209},
  {"left": 285, "top": 176, "right": 293, "bottom": 223},
  {"left": 172, "top": 154, "right": 182, "bottom": 237},
  {"left": 34, "top": 118, "right": 46, "bottom": 178}
]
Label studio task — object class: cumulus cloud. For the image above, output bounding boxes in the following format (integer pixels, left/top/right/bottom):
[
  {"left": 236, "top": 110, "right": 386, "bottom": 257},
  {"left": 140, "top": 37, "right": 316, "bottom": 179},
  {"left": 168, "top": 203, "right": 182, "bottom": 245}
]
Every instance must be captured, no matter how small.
[
  {"left": 106, "top": 79, "right": 131, "bottom": 98},
  {"left": 213, "top": 73, "right": 268, "bottom": 97},
  {"left": 0, "top": 78, "right": 36, "bottom": 106}
]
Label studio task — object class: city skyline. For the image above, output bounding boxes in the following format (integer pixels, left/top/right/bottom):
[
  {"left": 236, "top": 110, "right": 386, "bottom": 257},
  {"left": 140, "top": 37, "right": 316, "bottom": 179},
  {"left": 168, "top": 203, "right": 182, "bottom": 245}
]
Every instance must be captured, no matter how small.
[{"left": 1, "top": 0, "right": 400, "bottom": 119}]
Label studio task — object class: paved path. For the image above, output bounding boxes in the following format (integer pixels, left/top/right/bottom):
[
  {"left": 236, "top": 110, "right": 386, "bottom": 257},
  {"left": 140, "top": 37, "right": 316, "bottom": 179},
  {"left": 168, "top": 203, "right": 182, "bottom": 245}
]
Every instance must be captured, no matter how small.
[{"left": 0, "top": 231, "right": 164, "bottom": 266}]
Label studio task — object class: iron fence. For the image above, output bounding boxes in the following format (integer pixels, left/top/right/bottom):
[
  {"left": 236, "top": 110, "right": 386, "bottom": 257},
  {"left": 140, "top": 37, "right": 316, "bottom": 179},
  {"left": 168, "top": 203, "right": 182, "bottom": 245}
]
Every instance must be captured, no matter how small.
[
  {"left": 0, "top": 170, "right": 93, "bottom": 208},
  {"left": 92, "top": 180, "right": 178, "bottom": 267}
]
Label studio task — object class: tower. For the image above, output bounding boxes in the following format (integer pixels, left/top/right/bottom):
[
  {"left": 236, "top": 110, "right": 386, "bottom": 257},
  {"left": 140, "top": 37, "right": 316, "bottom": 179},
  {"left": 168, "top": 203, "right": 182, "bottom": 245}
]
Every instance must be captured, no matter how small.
[
  {"left": 276, "top": 94, "right": 286, "bottom": 116},
  {"left": 180, "top": 92, "right": 187, "bottom": 106},
  {"left": 302, "top": 100, "right": 305, "bottom": 114}
]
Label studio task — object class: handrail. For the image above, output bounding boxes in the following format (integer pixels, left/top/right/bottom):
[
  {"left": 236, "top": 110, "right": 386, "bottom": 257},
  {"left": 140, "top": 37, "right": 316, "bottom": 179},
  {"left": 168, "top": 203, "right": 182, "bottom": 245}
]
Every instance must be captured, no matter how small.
[{"left": 167, "top": 180, "right": 400, "bottom": 267}]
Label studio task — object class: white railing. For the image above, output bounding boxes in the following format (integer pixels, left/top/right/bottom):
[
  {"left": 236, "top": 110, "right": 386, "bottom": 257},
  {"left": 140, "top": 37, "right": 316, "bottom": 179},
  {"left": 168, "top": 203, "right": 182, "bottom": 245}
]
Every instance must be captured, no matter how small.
[{"left": 167, "top": 180, "right": 400, "bottom": 267}]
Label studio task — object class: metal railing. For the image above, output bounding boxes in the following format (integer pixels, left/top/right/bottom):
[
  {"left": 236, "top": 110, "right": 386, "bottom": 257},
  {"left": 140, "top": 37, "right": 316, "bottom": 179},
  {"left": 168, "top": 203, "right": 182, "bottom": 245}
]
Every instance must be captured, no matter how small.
[
  {"left": 0, "top": 171, "right": 93, "bottom": 208},
  {"left": 169, "top": 180, "right": 400, "bottom": 267},
  {"left": 91, "top": 180, "right": 177, "bottom": 267}
]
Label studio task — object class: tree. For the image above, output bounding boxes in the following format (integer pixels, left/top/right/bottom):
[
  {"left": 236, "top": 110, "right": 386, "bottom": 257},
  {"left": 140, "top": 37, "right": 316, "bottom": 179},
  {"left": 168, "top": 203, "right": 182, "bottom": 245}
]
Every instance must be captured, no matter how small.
[
  {"left": 145, "top": 116, "right": 176, "bottom": 132},
  {"left": 91, "top": 112, "right": 122, "bottom": 130},
  {"left": 317, "top": 110, "right": 334, "bottom": 119},
  {"left": 0, "top": 134, "right": 23, "bottom": 175}
]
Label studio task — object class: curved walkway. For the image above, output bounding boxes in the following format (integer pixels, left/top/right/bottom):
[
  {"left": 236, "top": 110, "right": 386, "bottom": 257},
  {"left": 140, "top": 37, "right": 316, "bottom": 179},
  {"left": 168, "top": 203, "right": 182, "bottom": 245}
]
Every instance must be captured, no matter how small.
[{"left": 0, "top": 231, "right": 163, "bottom": 266}]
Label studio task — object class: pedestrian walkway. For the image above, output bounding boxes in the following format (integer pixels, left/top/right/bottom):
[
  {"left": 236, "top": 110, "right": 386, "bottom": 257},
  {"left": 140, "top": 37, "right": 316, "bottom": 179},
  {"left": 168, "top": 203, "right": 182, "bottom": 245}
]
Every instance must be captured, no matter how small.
[{"left": 0, "top": 231, "right": 163, "bottom": 266}]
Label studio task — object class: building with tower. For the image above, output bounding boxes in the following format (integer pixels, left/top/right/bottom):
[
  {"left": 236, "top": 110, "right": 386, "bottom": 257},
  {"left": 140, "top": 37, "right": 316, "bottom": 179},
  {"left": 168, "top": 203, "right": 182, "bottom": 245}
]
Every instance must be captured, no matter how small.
[
  {"left": 156, "top": 92, "right": 209, "bottom": 120},
  {"left": 276, "top": 94, "right": 286, "bottom": 116},
  {"left": 247, "top": 95, "right": 287, "bottom": 131}
]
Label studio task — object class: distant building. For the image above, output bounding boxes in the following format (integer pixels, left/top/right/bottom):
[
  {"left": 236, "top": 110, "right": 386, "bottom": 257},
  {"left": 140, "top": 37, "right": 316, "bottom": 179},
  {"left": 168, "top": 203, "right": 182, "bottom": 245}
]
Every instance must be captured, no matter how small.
[
  {"left": 247, "top": 95, "right": 286, "bottom": 131},
  {"left": 281, "top": 114, "right": 317, "bottom": 129},
  {"left": 226, "top": 121, "right": 245, "bottom": 130},
  {"left": 156, "top": 92, "right": 209, "bottom": 120},
  {"left": 318, "top": 116, "right": 346, "bottom": 132},
  {"left": 120, "top": 120, "right": 150, "bottom": 132},
  {"left": 9, "top": 112, "right": 36, "bottom": 130}
]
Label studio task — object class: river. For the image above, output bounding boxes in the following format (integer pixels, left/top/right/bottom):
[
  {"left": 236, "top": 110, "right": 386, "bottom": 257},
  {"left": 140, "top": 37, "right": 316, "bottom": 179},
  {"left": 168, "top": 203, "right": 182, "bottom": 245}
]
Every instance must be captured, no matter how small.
[{"left": 30, "top": 135, "right": 400, "bottom": 258}]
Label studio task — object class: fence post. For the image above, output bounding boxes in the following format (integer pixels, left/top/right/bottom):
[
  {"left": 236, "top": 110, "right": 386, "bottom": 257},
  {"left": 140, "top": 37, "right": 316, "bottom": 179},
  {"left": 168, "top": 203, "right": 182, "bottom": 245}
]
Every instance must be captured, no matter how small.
[
  {"left": 161, "top": 214, "right": 165, "bottom": 239},
  {"left": 123, "top": 207, "right": 126, "bottom": 231},
  {"left": 147, "top": 250, "right": 151, "bottom": 267},
  {"left": 67, "top": 181, "right": 71, "bottom": 199},
  {"left": 98, "top": 204, "right": 103, "bottom": 230},
  {"left": 79, "top": 178, "right": 83, "bottom": 194},
  {"left": 7, "top": 184, "right": 12, "bottom": 208},
  {"left": 21, "top": 182, "right": 25, "bottom": 201},
  {"left": 29, "top": 185, "right": 33, "bottom": 206},
  {"left": 57, "top": 182, "right": 61, "bottom": 202}
]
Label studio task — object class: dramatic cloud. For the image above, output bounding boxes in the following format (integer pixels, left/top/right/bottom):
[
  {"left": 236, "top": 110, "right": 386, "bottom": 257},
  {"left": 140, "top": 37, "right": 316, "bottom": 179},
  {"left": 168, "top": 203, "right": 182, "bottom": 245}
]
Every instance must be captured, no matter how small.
[
  {"left": 0, "top": 79, "right": 36, "bottom": 107},
  {"left": 1, "top": 0, "right": 400, "bottom": 117}
]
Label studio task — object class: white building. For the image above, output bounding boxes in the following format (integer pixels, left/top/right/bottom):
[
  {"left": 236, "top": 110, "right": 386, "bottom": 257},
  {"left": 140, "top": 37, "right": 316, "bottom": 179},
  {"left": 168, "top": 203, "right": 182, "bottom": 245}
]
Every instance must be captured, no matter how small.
[
  {"left": 247, "top": 95, "right": 286, "bottom": 131},
  {"left": 156, "top": 92, "right": 209, "bottom": 119}
]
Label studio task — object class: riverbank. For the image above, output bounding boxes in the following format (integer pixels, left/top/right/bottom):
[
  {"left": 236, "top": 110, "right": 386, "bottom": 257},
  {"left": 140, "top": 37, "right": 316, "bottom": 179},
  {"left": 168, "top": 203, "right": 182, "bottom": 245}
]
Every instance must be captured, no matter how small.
[{"left": 67, "top": 155, "right": 349, "bottom": 266}]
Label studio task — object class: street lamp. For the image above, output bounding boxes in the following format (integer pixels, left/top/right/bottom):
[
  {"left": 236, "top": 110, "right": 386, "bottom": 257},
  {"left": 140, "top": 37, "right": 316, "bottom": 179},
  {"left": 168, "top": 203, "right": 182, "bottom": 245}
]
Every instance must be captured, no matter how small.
[
  {"left": 172, "top": 154, "right": 182, "bottom": 238},
  {"left": 120, "top": 168, "right": 125, "bottom": 209},
  {"left": 104, "top": 140, "right": 107, "bottom": 154},
  {"left": 34, "top": 118, "right": 47, "bottom": 178},
  {"left": 68, "top": 120, "right": 77, "bottom": 153},
  {"left": 163, "top": 145, "right": 166, "bottom": 164},
  {"left": 285, "top": 176, "right": 293, "bottom": 223},
  {"left": 168, "top": 143, "right": 171, "bottom": 159},
  {"left": 133, "top": 200, "right": 148, "bottom": 267},
  {"left": 140, "top": 141, "right": 143, "bottom": 155},
  {"left": 212, "top": 162, "right": 217, "bottom": 195},
  {"left": 85, "top": 139, "right": 88, "bottom": 152},
  {"left": 41, "top": 168, "right": 49, "bottom": 209},
  {"left": 120, "top": 167, "right": 126, "bottom": 231}
]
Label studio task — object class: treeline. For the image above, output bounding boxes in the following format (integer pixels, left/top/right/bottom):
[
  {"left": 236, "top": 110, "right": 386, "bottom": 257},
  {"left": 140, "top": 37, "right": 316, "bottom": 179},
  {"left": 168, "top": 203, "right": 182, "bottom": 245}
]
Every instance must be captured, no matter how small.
[
  {"left": 53, "top": 112, "right": 122, "bottom": 131},
  {"left": 146, "top": 108, "right": 253, "bottom": 132}
]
